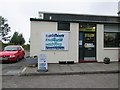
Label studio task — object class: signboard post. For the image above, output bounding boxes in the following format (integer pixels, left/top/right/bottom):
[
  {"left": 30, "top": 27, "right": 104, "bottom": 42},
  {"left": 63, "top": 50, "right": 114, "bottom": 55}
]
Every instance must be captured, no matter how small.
[{"left": 38, "top": 54, "right": 48, "bottom": 72}]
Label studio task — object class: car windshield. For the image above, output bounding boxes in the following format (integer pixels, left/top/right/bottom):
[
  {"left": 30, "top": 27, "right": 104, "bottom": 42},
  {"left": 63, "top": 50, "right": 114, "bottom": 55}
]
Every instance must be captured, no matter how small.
[{"left": 4, "top": 46, "right": 18, "bottom": 51}]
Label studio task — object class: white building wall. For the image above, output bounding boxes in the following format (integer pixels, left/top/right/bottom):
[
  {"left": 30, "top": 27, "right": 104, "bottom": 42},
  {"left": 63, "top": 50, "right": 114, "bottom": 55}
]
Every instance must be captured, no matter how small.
[
  {"left": 118, "top": 1, "right": 120, "bottom": 16},
  {"left": 97, "top": 24, "right": 119, "bottom": 62},
  {"left": 30, "top": 21, "right": 79, "bottom": 63}
]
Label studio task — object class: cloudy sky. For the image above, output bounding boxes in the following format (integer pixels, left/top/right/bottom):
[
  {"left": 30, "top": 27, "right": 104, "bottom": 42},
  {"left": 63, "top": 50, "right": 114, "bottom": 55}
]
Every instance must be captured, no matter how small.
[{"left": 0, "top": 0, "right": 120, "bottom": 44}]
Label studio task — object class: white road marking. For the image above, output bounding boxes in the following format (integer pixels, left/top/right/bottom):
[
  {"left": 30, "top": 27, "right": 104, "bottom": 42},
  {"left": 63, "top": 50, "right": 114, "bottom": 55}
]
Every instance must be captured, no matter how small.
[{"left": 21, "top": 67, "right": 27, "bottom": 73}]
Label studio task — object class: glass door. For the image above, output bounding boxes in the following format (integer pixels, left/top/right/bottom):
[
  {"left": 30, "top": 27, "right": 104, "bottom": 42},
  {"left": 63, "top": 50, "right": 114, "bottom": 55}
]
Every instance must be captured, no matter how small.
[
  {"left": 84, "top": 32, "right": 96, "bottom": 60},
  {"left": 79, "top": 23, "right": 96, "bottom": 62}
]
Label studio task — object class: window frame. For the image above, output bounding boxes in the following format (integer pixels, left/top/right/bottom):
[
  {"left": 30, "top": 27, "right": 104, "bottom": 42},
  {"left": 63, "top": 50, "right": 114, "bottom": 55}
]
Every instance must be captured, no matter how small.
[{"left": 104, "top": 24, "right": 120, "bottom": 48}]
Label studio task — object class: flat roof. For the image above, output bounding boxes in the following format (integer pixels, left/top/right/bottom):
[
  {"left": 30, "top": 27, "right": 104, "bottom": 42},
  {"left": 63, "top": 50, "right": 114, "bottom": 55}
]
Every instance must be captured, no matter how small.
[{"left": 30, "top": 12, "right": 120, "bottom": 24}]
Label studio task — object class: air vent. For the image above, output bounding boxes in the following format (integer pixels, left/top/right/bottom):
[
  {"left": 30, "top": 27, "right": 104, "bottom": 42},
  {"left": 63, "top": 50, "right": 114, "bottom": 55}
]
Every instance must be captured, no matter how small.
[
  {"left": 66, "top": 61, "right": 74, "bottom": 64},
  {"left": 59, "top": 61, "right": 66, "bottom": 64}
]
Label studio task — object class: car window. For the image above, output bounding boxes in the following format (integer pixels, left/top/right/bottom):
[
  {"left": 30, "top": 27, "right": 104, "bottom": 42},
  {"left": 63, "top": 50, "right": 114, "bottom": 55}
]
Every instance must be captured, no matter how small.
[
  {"left": 18, "top": 47, "right": 22, "bottom": 51},
  {"left": 20, "top": 46, "right": 24, "bottom": 50},
  {"left": 4, "top": 46, "right": 18, "bottom": 51}
]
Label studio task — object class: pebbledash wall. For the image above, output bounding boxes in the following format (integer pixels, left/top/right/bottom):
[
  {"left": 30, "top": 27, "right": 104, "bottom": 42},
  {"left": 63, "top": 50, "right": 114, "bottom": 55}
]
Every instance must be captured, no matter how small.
[{"left": 30, "top": 12, "right": 120, "bottom": 63}]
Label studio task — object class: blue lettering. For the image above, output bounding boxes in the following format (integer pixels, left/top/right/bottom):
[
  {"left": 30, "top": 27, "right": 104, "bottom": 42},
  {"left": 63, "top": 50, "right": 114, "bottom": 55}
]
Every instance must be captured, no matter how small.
[{"left": 46, "top": 34, "right": 64, "bottom": 37}]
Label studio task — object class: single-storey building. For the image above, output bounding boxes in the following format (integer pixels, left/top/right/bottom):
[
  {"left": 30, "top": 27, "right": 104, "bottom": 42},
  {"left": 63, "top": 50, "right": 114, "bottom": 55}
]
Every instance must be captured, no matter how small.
[{"left": 30, "top": 12, "right": 120, "bottom": 63}]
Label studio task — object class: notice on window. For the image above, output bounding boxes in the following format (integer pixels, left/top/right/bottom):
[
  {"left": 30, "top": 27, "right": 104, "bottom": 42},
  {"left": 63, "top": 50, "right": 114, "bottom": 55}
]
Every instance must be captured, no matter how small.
[
  {"left": 41, "top": 33, "right": 69, "bottom": 50},
  {"left": 84, "top": 43, "right": 94, "bottom": 48},
  {"left": 79, "top": 40, "right": 82, "bottom": 46}
]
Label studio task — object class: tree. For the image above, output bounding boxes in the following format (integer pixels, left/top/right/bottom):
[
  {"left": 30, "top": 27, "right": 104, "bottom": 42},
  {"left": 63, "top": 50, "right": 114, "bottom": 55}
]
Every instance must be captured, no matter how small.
[
  {"left": 10, "top": 31, "right": 25, "bottom": 45},
  {"left": 0, "top": 16, "right": 11, "bottom": 41},
  {"left": 18, "top": 34, "right": 25, "bottom": 45},
  {"left": 10, "top": 32, "right": 19, "bottom": 45}
]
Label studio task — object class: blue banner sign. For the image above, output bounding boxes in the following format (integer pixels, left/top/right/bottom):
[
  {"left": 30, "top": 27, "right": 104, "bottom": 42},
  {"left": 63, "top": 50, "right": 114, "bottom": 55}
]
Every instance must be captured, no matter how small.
[{"left": 42, "top": 33, "right": 69, "bottom": 50}]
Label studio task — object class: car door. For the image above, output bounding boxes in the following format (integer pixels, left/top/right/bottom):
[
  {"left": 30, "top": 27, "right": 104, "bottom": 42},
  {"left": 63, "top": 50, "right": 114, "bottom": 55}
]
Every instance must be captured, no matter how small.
[{"left": 18, "top": 47, "right": 23, "bottom": 59}]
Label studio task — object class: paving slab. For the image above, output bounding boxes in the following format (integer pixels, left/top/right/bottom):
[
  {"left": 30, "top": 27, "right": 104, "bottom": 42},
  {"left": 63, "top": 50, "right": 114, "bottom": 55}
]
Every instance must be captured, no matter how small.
[
  {"left": 78, "top": 63, "right": 98, "bottom": 72},
  {"left": 48, "top": 64, "right": 62, "bottom": 73},
  {"left": 60, "top": 64, "right": 73, "bottom": 72},
  {"left": 68, "top": 64, "right": 84, "bottom": 72},
  {"left": 3, "top": 70, "right": 21, "bottom": 76}
]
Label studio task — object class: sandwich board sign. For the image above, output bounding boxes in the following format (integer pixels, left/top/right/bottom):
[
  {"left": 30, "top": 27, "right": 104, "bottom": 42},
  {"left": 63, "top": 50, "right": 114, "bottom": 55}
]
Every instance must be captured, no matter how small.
[{"left": 38, "top": 54, "right": 48, "bottom": 71}]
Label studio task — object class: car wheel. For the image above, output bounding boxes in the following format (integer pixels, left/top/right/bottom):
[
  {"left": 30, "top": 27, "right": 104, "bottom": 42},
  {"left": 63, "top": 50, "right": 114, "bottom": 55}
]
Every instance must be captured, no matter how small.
[
  {"left": 22, "top": 56, "right": 24, "bottom": 59},
  {"left": 22, "top": 53, "right": 25, "bottom": 59},
  {"left": 16, "top": 57, "right": 19, "bottom": 62}
]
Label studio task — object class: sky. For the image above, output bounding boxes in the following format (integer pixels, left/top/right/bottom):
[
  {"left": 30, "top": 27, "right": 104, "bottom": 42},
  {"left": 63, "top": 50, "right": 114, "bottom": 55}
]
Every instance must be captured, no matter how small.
[{"left": 0, "top": 0, "right": 120, "bottom": 44}]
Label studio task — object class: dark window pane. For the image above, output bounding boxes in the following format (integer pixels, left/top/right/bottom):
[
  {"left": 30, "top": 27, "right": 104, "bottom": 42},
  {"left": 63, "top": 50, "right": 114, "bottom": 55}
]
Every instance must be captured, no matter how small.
[
  {"left": 104, "top": 33, "right": 117, "bottom": 47},
  {"left": 58, "top": 22, "right": 70, "bottom": 31},
  {"left": 118, "top": 33, "right": 120, "bottom": 47}
]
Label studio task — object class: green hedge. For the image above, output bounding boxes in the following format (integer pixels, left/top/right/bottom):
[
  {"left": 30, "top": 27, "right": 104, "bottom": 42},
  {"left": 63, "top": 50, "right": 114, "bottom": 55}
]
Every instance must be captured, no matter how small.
[{"left": 22, "top": 44, "right": 30, "bottom": 51}]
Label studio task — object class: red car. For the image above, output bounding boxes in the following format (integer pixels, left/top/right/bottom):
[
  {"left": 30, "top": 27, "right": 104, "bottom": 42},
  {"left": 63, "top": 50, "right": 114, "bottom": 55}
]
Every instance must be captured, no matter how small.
[{"left": 0, "top": 45, "right": 25, "bottom": 62}]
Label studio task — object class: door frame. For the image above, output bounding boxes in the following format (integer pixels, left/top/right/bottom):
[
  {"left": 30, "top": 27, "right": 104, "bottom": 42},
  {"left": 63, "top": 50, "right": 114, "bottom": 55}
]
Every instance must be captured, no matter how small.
[{"left": 79, "top": 31, "right": 97, "bottom": 63}]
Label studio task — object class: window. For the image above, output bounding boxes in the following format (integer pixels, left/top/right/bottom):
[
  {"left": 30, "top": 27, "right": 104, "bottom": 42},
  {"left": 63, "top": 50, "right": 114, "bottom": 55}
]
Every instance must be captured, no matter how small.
[
  {"left": 58, "top": 22, "right": 70, "bottom": 31},
  {"left": 104, "top": 24, "right": 120, "bottom": 48},
  {"left": 104, "top": 33, "right": 118, "bottom": 47},
  {"left": 118, "top": 33, "right": 120, "bottom": 47},
  {"left": 80, "top": 23, "right": 96, "bottom": 32}
]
